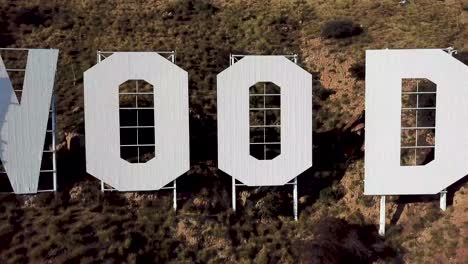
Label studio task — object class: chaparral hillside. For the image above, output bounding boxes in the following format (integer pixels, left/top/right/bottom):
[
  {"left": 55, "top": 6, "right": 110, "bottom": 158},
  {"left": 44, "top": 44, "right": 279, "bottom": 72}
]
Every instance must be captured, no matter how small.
[{"left": 0, "top": 0, "right": 467, "bottom": 263}]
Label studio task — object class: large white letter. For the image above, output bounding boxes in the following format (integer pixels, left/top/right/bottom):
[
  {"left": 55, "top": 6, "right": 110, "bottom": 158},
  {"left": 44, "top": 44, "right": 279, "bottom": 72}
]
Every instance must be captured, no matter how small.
[
  {"left": 84, "top": 52, "right": 189, "bottom": 191},
  {"left": 217, "top": 56, "right": 312, "bottom": 186},
  {"left": 0, "top": 49, "right": 58, "bottom": 194},
  {"left": 365, "top": 49, "right": 468, "bottom": 195}
]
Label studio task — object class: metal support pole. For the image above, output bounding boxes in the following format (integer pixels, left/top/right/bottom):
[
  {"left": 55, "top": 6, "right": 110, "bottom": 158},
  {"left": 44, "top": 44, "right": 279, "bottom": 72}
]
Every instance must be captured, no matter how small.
[
  {"left": 232, "top": 177, "right": 236, "bottom": 211},
  {"left": 292, "top": 54, "right": 299, "bottom": 221},
  {"left": 95, "top": 50, "right": 177, "bottom": 194},
  {"left": 173, "top": 179, "right": 177, "bottom": 210},
  {"left": 229, "top": 54, "right": 237, "bottom": 212},
  {"left": 97, "top": 51, "right": 105, "bottom": 192},
  {"left": 437, "top": 47, "right": 455, "bottom": 211},
  {"left": 228, "top": 53, "right": 299, "bottom": 218},
  {"left": 440, "top": 189, "right": 447, "bottom": 211},
  {"left": 171, "top": 51, "right": 178, "bottom": 211},
  {"left": 379, "top": 196, "right": 386, "bottom": 236},
  {"left": 293, "top": 177, "right": 298, "bottom": 221},
  {"left": 51, "top": 94, "right": 57, "bottom": 192}
]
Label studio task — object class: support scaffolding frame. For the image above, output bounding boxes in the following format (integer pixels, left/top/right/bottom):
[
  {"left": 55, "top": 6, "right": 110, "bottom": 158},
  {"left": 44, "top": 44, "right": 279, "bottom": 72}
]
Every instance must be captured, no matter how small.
[
  {"left": 230, "top": 54, "right": 300, "bottom": 221},
  {"left": 378, "top": 47, "right": 457, "bottom": 236},
  {"left": 96, "top": 50, "right": 177, "bottom": 210},
  {"left": 0, "top": 48, "right": 58, "bottom": 193}
]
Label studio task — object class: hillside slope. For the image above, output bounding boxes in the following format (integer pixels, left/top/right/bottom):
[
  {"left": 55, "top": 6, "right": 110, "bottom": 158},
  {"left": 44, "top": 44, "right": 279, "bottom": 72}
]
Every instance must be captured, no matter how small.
[{"left": 0, "top": 0, "right": 466, "bottom": 263}]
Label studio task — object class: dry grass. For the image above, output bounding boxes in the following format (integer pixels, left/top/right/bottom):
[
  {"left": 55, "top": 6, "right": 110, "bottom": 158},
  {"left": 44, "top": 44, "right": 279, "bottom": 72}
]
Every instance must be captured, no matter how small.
[{"left": 0, "top": 0, "right": 467, "bottom": 262}]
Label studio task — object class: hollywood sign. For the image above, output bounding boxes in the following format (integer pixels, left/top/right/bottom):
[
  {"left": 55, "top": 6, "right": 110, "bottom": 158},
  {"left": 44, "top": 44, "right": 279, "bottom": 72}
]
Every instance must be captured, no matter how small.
[{"left": 0, "top": 48, "right": 467, "bottom": 232}]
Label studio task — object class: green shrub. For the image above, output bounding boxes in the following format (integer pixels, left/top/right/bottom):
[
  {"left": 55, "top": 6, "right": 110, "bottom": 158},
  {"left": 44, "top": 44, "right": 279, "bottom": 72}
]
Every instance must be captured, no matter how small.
[
  {"left": 349, "top": 61, "right": 365, "bottom": 80},
  {"left": 358, "top": 195, "right": 375, "bottom": 208},
  {"left": 319, "top": 185, "right": 345, "bottom": 204},
  {"left": 463, "top": 3, "right": 468, "bottom": 12},
  {"left": 321, "top": 19, "right": 363, "bottom": 39}
]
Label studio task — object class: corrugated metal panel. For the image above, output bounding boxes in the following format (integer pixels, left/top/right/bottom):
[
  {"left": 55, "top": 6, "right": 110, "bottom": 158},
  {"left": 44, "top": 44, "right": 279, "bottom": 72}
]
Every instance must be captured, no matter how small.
[
  {"left": 217, "top": 56, "right": 312, "bottom": 186},
  {"left": 365, "top": 49, "right": 468, "bottom": 195},
  {"left": 84, "top": 52, "right": 189, "bottom": 191},
  {"left": 0, "top": 49, "right": 58, "bottom": 194}
]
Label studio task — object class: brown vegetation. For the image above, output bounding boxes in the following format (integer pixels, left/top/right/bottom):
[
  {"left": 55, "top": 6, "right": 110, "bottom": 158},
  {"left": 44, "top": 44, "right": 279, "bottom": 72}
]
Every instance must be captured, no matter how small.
[{"left": 0, "top": 0, "right": 467, "bottom": 263}]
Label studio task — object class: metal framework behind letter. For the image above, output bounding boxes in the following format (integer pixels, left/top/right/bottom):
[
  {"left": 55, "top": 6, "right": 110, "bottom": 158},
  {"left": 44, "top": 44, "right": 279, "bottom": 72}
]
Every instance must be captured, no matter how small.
[
  {"left": 95, "top": 50, "right": 179, "bottom": 210},
  {"left": 365, "top": 49, "right": 468, "bottom": 195},
  {"left": 366, "top": 48, "right": 465, "bottom": 235},
  {"left": 229, "top": 54, "right": 300, "bottom": 221},
  {"left": 0, "top": 48, "right": 57, "bottom": 194},
  {"left": 219, "top": 55, "right": 311, "bottom": 189}
]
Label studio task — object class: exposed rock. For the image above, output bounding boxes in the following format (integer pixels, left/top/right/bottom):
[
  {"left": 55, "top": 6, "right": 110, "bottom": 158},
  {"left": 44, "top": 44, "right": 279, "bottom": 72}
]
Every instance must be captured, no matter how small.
[
  {"left": 69, "top": 184, "right": 83, "bottom": 202},
  {"left": 123, "top": 192, "right": 158, "bottom": 206},
  {"left": 299, "top": 195, "right": 311, "bottom": 205},
  {"left": 193, "top": 196, "right": 209, "bottom": 209},
  {"left": 65, "top": 132, "right": 85, "bottom": 150}
]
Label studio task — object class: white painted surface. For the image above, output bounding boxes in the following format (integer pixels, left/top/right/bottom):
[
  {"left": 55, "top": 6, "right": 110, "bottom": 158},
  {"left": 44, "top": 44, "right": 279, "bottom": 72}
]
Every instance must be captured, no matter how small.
[
  {"left": 365, "top": 49, "right": 468, "bottom": 195},
  {"left": 217, "top": 56, "right": 312, "bottom": 186},
  {"left": 84, "top": 52, "right": 189, "bottom": 191},
  {"left": 0, "top": 49, "right": 58, "bottom": 194},
  {"left": 440, "top": 190, "right": 447, "bottom": 211},
  {"left": 379, "top": 196, "right": 386, "bottom": 236}
]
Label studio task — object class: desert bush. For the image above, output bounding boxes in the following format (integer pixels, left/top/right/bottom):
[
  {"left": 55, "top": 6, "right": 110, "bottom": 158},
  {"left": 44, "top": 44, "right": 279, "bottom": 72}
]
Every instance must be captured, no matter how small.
[
  {"left": 13, "top": 6, "right": 52, "bottom": 26},
  {"left": 319, "top": 184, "right": 345, "bottom": 205},
  {"left": 321, "top": 19, "right": 363, "bottom": 39},
  {"left": 348, "top": 210, "right": 366, "bottom": 225},
  {"left": 67, "top": 182, "right": 98, "bottom": 204},
  {"left": 455, "top": 51, "right": 468, "bottom": 65},
  {"left": 0, "top": 19, "right": 14, "bottom": 46},
  {"left": 33, "top": 192, "right": 56, "bottom": 207},
  {"left": 313, "top": 84, "right": 335, "bottom": 101},
  {"left": 358, "top": 194, "right": 375, "bottom": 208},
  {"left": 463, "top": 2, "right": 468, "bottom": 12},
  {"left": 297, "top": 217, "right": 400, "bottom": 263},
  {"left": 349, "top": 61, "right": 365, "bottom": 80},
  {"left": 412, "top": 203, "right": 442, "bottom": 231}
]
